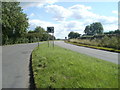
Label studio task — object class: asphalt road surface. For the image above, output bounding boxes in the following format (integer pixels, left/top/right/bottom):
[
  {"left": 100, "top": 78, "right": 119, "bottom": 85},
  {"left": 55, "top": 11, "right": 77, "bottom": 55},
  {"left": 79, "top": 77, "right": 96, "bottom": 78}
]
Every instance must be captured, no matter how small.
[
  {"left": 54, "top": 41, "right": 119, "bottom": 64},
  {"left": 2, "top": 43, "right": 40, "bottom": 88}
]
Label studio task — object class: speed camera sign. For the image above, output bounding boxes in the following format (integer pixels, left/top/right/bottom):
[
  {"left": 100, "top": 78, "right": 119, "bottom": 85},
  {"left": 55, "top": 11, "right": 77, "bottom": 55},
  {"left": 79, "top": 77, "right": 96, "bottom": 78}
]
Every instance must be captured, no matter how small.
[{"left": 47, "top": 27, "right": 54, "bottom": 33}]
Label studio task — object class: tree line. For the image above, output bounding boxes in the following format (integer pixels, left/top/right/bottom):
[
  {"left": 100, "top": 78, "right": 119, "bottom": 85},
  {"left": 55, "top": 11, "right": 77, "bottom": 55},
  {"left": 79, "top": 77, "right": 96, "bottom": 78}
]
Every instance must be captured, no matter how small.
[
  {"left": 2, "top": 2, "right": 55, "bottom": 45},
  {"left": 68, "top": 22, "right": 120, "bottom": 50},
  {"left": 68, "top": 22, "right": 120, "bottom": 39},
  {"left": 84, "top": 22, "right": 103, "bottom": 35}
]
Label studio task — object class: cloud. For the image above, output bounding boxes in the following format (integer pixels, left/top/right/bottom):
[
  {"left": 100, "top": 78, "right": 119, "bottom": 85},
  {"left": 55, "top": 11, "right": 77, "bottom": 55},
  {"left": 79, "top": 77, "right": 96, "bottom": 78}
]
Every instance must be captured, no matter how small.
[
  {"left": 112, "top": 10, "right": 118, "bottom": 14},
  {"left": 69, "top": 5, "right": 117, "bottom": 25},
  {"left": 45, "top": 5, "right": 72, "bottom": 21},
  {"left": 45, "top": 4, "right": 117, "bottom": 25},
  {"left": 45, "top": 4, "right": 93, "bottom": 21},
  {"left": 20, "top": 0, "right": 58, "bottom": 8},
  {"left": 20, "top": 2, "right": 43, "bottom": 8},
  {"left": 69, "top": 4, "right": 95, "bottom": 19},
  {"left": 29, "top": 19, "right": 65, "bottom": 38},
  {"left": 29, "top": 19, "right": 85, "bottom": 38},
  {"left": 29, "top": 19, "right": 55, "bottom": 30},
  {"left": 97, "top": 16, "right": 117, "bottom": 25},
  {"left": 29, "top": 13, "right": 35, "bottom": 17},
  {"left": 29, "top": 18, "right": 118, "bottom": 39},
  {"left": 103, "top": 24, "right": 118, "bottom": 32},
  {"left": 28, "top": 4, "right": 118, "bottom": 38}
]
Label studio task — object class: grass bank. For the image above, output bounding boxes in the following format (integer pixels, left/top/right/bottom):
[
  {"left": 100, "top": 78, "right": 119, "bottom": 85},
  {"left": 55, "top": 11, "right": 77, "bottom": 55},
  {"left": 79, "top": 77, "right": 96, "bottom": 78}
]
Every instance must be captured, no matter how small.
[
  {"left": 32, "top": 43, "right": 118, "bottom": 88},
  {"left": 65, "top": 40, "right": 120, "bottom": 53}
]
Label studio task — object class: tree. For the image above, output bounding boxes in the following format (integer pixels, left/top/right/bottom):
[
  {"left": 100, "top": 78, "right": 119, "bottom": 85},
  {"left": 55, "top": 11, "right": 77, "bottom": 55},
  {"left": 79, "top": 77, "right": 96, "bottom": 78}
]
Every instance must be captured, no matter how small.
[
  {"left": 34, "top": 26, "right": 45, "bottom": 34},
  {"left": 74, "top": 32, "right": 81, "bottom": 38},
  {"left": 92, "top": 22, "right": 103, "bottom": 34},
  {"left": 84, "top": 25, "right": 90, "bottom": 34},
  {"left": 2, "top": 2, "right": 29, "bottom": 44},
  {"left": 114, "top": 29, "right": 120, "bottom": 34},
  {"left": 68, "top": 32, "right": 74, "bottom": 39},
  {"left": 84, "top": 22, "right": 104, "bottom": 35},
  {"left": 28, "top": 30, "right": 35, "bottom": 33},
  {"left": 104, "top": 29, "right": 120, "bottom": 35},
  {"left": 68, "top": 31, "right": 80, "bottom": 39}
]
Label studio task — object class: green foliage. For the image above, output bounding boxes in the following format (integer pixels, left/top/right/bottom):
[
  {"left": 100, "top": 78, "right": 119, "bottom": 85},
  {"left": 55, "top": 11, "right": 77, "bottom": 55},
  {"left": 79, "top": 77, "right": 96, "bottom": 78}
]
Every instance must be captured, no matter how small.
[
  {"left": 68, "top": 31, "right": 81, "bottom": 39},
  {"left": 26, "top": 27, "right": 55, "bottom": 42},
  {"left": 2, "top": 2, "right": 56, "bottom": 45},
  {"left": 68, "top": 35, "right": 120, "bottom": 52},
  {"left": 2, "top": 2, "right": 29, "bottom": 45},
  {"left": 34, "top": 26, "right": 45, "bottom": 34},
  {"left": 32, "top": 43, "right": 118, "bottom": 88},
  {"left": 84, "top": 22, "right": 104, "bottom": 35},
  {"left": 66, "top": 41, "right": 120, "bottom": 53},
  {"left": 104, "top": 29, "right": 120, "bottom": 34},
  {"left": 84, "top": 25, "right": 90, "bottom": 34}
]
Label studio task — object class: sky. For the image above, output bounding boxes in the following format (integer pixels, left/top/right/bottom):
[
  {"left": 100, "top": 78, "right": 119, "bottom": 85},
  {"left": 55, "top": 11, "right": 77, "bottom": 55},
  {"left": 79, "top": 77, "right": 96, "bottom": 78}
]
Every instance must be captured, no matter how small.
[{"left": 20, "top": 1, "right": 118, "bottom": 39}]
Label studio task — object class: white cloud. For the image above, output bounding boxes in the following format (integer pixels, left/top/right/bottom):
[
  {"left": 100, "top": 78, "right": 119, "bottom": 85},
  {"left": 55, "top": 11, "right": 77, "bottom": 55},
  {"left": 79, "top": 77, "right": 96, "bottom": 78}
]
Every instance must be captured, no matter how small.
[
  {"left": 69, "top": 4, "right": 95, "bottom": 19},
  {"left": 29, "top": 19, "right": 85, "bottom": 38},
  {"left": 20, "top": 0, "right": 58, "bottom": 8},
  {"left": 45, "top": 4, "right": 93, "bottom": 21},
  {"left": 45, "top": 5, "right": 72, "bottom": 21},
  {"left": 112, "top": 10, "right": 118, "bottom": 14},
  {"left": 69, "top": 4, "right": 118, "bottom": 25},
  {"left": 28, "top": 4, "right": 118, "bottom": 38},
  {"left": 29, "top": 19, "right": 55, "bottom": 30},
  {"left": 29, "top": 13, "right": 35, "bottom": 17},
  {"left": 69, "top": 4, "right": 92, "bottom": 10},
  {"left": 45, "top": 4, "right": 117, "bottom": 25},
  {"left": 20, "top": 2, "right": 43, "bottom": 8},
  {"left": 103, "top": 24, "right": 118, "bottom": 32}
]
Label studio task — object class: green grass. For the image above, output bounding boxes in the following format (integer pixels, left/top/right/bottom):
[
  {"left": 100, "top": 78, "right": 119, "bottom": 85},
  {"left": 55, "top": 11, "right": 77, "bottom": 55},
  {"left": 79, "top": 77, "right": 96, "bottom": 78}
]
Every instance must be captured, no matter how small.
[
  {"left": 66, "top": 41, "right": 120, "bottom": 53},
  {"left": 32, "top": 43, "right": 118, "bottom": 88}
]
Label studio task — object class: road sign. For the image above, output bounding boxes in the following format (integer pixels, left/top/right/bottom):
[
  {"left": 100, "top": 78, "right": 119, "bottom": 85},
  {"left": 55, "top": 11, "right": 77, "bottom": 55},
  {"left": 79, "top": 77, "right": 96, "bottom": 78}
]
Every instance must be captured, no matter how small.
[
  {"left": 47, "top": 27, "right": 54, "bottom": 33},
  {"left": 47, "top": 27, "right": 54, "bottom": 48}
]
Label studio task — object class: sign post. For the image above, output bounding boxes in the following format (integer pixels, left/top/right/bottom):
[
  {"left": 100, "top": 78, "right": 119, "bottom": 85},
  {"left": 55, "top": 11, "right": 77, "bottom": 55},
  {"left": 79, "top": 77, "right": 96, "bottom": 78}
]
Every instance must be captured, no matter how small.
[
  {"left": 48, "top": 34, "right": 49, "bottom": 47},
  {"left": 47, "top": 27, "right": 54, "bottom": 48},
  {"left": 38, "top": 37, "right": 39, "bottom": 47},
  {"left": 53, "top": 32, "right": 54, "bottom": 47}
]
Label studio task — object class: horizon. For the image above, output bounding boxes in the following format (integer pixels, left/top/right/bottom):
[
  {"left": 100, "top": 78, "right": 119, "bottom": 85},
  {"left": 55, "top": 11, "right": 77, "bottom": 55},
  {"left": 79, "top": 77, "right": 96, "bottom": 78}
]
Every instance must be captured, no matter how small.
[{"left": 20, "top": 1, "right": 118, "bottom": 39}]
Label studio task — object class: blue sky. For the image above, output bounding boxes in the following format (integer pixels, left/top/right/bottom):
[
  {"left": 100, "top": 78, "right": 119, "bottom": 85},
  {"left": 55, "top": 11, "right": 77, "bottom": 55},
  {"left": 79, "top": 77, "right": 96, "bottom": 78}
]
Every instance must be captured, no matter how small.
[{"left": 20, "top": 1, "right": 118, "bottom": 39}]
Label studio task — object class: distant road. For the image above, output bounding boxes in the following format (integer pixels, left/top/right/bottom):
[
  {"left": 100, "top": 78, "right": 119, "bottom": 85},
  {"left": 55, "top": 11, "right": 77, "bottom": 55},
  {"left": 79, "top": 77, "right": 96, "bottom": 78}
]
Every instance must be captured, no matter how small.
[
  {"left": 2, "top": 43, "right": 40, "bottom": 88},
  {"left": 54, "top": 41, "right": 119, "bottom": 64}
]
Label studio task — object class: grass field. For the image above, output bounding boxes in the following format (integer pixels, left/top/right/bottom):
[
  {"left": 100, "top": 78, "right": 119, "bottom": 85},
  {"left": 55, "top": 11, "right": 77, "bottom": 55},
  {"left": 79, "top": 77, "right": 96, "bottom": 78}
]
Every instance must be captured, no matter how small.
[{"left": 32, "top": 43, "right": 118, "bottom": 88}]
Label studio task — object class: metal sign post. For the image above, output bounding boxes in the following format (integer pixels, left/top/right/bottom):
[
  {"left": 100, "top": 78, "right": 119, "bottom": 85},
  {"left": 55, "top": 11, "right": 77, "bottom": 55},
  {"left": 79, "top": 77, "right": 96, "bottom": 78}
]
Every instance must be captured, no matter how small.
[
  {"left": 47, "top": 27, "right": 54, "bottom": 48},
  {"left": 38, "top": 38, "right": 39, "bottom": 47},
  {"left": 48, "top": 34, "right": 49, "bottom": 47},
  {"left": 53, "top": 33, "right": 54, "bottom": 48}
]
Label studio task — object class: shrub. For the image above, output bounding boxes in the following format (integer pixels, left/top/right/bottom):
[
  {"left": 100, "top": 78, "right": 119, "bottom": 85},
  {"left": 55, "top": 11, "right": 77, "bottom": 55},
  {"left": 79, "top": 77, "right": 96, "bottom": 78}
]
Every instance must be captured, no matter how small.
[{"left": 69, "top": 35, "right": 119, "bottom": 50}]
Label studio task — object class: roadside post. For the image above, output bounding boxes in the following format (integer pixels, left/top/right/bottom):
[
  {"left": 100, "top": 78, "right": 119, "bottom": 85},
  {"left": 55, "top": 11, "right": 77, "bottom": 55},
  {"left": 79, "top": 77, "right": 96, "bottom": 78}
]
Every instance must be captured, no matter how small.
[
  {"left": 47, "top": 27, "right": 54, "bottom": 48},
  {"left": 48, "top": 34, "right": 49, "bottom": 47},
  {"left": 65, "top": 37, "right": 67, "bottom": 41},
  {"left": 38, "top": 37, "right": 39, "bottom": 47}
]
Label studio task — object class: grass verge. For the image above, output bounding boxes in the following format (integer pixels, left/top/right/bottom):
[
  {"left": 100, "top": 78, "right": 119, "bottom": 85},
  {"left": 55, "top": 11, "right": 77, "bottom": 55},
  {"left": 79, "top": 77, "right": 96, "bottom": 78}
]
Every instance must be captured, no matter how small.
[
  {"left": 65, "top": 41, "right": 120, "bottom": 53},
  {"left": 32, "top": 43, "right": 118, "bottom": 88}
]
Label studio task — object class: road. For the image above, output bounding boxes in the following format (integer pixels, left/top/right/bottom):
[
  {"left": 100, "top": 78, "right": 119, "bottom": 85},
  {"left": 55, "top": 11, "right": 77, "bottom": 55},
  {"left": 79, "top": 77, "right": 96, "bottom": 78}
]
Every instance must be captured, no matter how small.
[
  {"left": 2, "top": 41, "right": 119, "bottom": 88},
  {"left": 54, "top": 41, "right": 119, "bottom": 64},
  {"left": 2, "top": 43, "right": 40, "bottom": 88}
]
